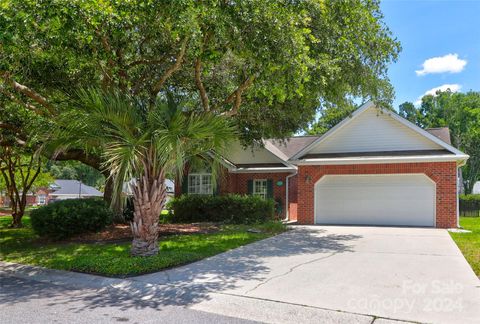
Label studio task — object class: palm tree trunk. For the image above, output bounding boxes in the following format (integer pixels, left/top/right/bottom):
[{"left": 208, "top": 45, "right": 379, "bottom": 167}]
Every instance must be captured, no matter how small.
[{"left": 130, "top": 171, "right": 167, "bottom": 256}]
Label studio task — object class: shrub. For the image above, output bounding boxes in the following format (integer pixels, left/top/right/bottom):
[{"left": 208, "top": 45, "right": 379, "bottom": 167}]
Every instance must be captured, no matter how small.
[
  {"left": 168, "top": 194, "right": 275, "bottom": 224},
  {"left": 30, "top": 198, "right": 113, "bottom": 240},
  {"left": 459, "top": 194, "right": 480, "bottom": 201}
]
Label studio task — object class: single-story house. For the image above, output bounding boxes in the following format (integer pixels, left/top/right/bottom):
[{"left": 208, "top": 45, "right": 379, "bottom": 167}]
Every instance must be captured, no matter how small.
[
  {"left": 48, "top": 179, "right": 104, "bottom": 202},
  {"left": 123, "top": 179, "right": 175, "bottom": 203},
  {"left": 1, "top": 179, "right": 104, "bottom": 207},
  {"left": 175, "top": 101, "right": 468, "bottom": 228}
]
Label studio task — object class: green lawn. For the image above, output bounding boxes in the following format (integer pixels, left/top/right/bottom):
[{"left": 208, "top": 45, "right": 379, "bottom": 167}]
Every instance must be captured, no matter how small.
[
  {"left": 0, "top": 216, "right": 285, "bottom": 277},
  {"left": 450, "top": 217, "right": 480, "bottom": 277}
]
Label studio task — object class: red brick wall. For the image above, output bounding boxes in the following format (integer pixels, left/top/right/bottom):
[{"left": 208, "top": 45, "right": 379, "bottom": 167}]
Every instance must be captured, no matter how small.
[
  {"left": 221, "top": 172, "right": 294, "bottom": 219},
  {"left": 288, "top": 174, "right": 298, "bottom": 221},
  {"left": 176, "top": 169, "right": 297, "bottom": 219},
  {"left": 297, "top": 162, "right": 458, "bottom": 228}
]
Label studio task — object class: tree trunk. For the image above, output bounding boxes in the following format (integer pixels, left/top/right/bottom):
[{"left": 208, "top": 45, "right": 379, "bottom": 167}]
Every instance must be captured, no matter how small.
[
  {"left": 130, "top": 171, "right": 167, "bottom": 256},
  {"left": 103, "top": 175, "right": 125, "bottom": 223},
  {"left": 11, "top": 209, "right": 23, "bottom": 228}
]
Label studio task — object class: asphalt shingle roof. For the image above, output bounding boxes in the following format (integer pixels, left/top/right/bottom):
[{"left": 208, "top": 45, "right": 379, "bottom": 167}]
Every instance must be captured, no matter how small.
[{"left": 50, "top": 180, "right": 103, "bottom": 196}]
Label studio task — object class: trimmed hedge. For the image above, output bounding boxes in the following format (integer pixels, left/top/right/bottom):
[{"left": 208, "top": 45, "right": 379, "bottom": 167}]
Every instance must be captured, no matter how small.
[
  {"left": 167, "top": 194, "right": 275, "bottom": 224},
  {"left": 459, "top": 194, "right": 480, "bottom": 202},
  {"left": 459, "top": 194, "right": 480, "bottom": 217},
  {"left": 30, "top": 198, "right": 113, "bottom": 240}
]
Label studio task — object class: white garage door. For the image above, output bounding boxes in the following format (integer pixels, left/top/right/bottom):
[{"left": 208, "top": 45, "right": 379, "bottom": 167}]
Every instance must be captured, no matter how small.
[{"left": 315, "top": 174, "right": 435, "bottom": 227}]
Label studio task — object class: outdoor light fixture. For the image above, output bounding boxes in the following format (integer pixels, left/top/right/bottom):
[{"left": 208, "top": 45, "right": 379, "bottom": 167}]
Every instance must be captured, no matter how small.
[{"left": 305, "top": 174, "right": 312, "bottom": 184}]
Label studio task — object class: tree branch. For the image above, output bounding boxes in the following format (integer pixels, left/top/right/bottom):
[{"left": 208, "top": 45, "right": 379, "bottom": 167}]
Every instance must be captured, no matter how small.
[
  {"left": 0, "top": 88, "right": 47, "bottom": 116},
  {"left": 52, "top": 149, "right": 102, "bottom": 171},
  {"left": 127, "top": 57, "right": 167, "bottom": 69},
  {"left": 195, "top": 58, "right": 210, "bottom": 112},
  {"left": 151, "top": 37, "right": 189, "bottom": 96},
  {"left": 219, "top": 75, "right": 256, "bottom": 117},
  {"left": 1, "top": 73, "right": 55, "bottom": 114},
  {"left": 0, "top": 122, "right": 21, "bottom": 133}
]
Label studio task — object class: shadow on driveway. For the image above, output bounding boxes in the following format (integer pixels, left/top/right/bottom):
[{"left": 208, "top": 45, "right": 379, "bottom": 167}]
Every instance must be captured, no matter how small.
[{"left": 0, "top": 227, "right": 361, "bottom": 312}]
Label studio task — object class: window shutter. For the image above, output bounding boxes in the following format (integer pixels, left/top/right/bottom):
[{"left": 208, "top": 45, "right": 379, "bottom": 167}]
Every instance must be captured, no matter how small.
[
  {"left": 182, "top": 176, "right": 189, "bottom": 195},
  {"left": 247, "top": 180, "right": 253, "bottom": 195},
  {"left": 267, "top": 179, "right": 274, "bottom": 199}
]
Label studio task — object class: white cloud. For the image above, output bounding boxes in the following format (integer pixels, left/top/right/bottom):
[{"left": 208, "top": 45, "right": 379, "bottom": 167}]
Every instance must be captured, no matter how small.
[
  {"left": 414, "top": 84, "right": 462, "bottom": 106},
  {"left": 416, "top": 54, "right": 467, "bottom": 76}
]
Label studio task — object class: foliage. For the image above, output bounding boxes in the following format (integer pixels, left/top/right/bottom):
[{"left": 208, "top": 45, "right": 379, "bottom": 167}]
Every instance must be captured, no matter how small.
[
  {"left": 46, "top": 160, "right": 105, "bottom": 188},
  {"left": 307, "top": 102, "right": 357, "bottom": 135},
  {"left": 460, "top": 194, "right": 480, "bottom": 202},
  {"left": 30, "top": 198, "right": 113, "bottom": 240},
  {"left": 0, "top": 100, "right": 53, "bottom": 227},
  {"left": 450, "top": 217, "right": 480, "bottom": 276},
  {"left": 1, "top": 0, "right": 400, "bottom": 145},
  {"left": 399, "top": 91, "right": 480, "bottom": 193},
  {"left": 52, "top": 88, "right": 237, "bottom": 255},
  {"left": 0, "top": 216, "right": 286, "bottom": 276},
  {"left": 168, "top": 194, "right": 275, "bottom": 224}
]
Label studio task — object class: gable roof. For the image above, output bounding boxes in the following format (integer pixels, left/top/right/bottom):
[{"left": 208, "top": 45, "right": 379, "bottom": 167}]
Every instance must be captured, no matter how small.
[
  {"left": 290, "top": 101, "right": 468, "bottom": 162},
  {"left": 426, "top": 127, "right": 451, "bottom": 145},
  {"left": 267, "top": 136, "right": 320, "bottom": 159},
  {"left": 50, "top": 179, "right": 103, "bottom": 196},
  {"left": 222, "top": 140, "right": 296, "bottom": 173}
]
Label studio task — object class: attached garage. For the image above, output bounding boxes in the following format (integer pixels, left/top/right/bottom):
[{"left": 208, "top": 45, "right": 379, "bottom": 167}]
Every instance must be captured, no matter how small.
[{"left": 314, "top": 174, "right": 436, "bottom": 227}]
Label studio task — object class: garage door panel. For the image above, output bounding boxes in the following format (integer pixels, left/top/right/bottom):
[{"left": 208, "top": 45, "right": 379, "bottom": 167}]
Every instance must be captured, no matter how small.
[{"left": 315, "top": 174, "right": 435, "bottom": 227}]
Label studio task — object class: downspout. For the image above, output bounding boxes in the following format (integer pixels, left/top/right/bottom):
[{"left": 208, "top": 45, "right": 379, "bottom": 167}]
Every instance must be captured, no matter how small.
[
  {"left": 284, "top": 170, "right": 298, "bottom": 222},
  {"left": 456, "top": 166, "right": 460, "bottom": 228},
  {"left": 456, "top": 158, "right": 468, "bottom": 228}
]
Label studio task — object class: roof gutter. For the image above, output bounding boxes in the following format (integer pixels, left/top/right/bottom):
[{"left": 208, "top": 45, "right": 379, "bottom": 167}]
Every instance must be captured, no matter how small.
[
  {"left": 230, "top": 167, "right": 297, "bottom": 174},
  {"left": 292, "top": 154, "right": 469, "bottom": 166}
]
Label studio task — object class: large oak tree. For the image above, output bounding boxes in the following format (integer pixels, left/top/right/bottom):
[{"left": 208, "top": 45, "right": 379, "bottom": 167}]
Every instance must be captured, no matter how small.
[{"left": 0, "top": 0, "right": 400, "bottom": 201}]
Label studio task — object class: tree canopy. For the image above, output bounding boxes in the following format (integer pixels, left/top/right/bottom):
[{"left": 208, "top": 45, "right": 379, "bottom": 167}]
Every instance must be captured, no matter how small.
[
  {"left": 399, "top": 91, "right": 480, "bottom": 194},
  {"left": 1, "top": 0, "right": 400, "bottom": 144}
]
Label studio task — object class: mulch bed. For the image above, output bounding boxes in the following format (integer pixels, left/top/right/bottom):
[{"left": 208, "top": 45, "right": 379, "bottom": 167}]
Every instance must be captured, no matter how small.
[{"left": 68, "top": 223, "right": 221, "bottom": 243}]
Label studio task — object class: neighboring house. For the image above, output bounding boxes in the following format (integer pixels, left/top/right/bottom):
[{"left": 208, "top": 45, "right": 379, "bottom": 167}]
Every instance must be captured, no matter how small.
[
  {"left": 123, "top": 179, "right": 174, "bottom": 203},
  {"left": 176, "top": 101, "right": 468, "bottom": 228},
  {"left": 0, "top": 190, "right": 47, "bottom": 207},
  {"left": 48, "top": 179, "right": 103, "bottom": 202},
  {"left": 1, "top": 179, "right": 104, "bottom": 207},
  {"left": 473, "top": 182, "right": 480, "bottom": 194}
]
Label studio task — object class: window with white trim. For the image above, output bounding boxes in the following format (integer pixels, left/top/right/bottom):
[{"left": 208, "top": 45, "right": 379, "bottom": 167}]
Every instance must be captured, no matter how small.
[
  {"left": 188, "top": 174, "right": 213, "bottom": 195},
  {"left": 37, "top": 194, "right": 47, "bottom": 205},
  {"left": 253, "top": 179, "right": 268, "bottom": 199}
]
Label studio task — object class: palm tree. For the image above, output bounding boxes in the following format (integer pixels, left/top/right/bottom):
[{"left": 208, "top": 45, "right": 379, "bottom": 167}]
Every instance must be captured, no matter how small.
[{"left": 53, "top": 89, "right": 236, "bottom": 256}]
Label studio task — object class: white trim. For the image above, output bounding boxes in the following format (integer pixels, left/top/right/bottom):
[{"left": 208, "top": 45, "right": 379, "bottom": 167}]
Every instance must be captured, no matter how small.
[
  {"left": 291, "top": 101, "right": 468, "bottom": 161},
  {"left": 252, "top": 179, "right": 268, "bottom": 199},
  {"left": 284, "top": 171, "right": 298, "bottom": 221},
  {"left": 187, "top": 173, "right": 213, "bottom": 195},
  {"left": 230, "top": 167, "right": 296, "bottom": 173},
  {"left": 313, "top": 173, "right": 436, "bottom": 227},
  {"left": 291, "top": 101, "right": 374, "bottom": 160},
  {"left": 386, "top": 110, "right": 466, "bottom": 156},
  {"left": 294, "top": 154, "right": 469, "bottom": 166}
]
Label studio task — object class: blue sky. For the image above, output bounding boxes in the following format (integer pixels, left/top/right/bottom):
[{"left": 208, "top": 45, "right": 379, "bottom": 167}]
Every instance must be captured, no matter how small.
[{"left": 380, "top": 0, "right": 480, "bottom": 110}]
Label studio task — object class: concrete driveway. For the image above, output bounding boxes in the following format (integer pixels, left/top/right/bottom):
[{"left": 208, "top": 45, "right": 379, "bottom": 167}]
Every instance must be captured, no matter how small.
[
  {"left": 135, "top": 226, "right": 480, "bottom": 324},
  {"left": 2, "top": 226, "right": 479, "bottom": 323}
]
